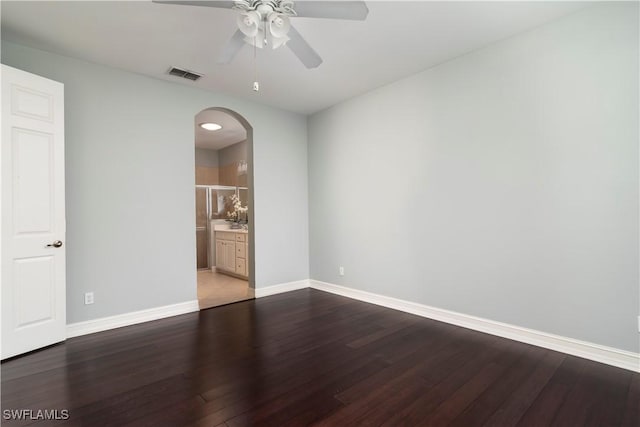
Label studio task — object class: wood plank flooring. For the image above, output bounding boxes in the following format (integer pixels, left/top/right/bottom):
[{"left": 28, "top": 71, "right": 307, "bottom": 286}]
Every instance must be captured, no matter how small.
[{"left": 1, "top": 289, "right": 638, "bottom": 426}]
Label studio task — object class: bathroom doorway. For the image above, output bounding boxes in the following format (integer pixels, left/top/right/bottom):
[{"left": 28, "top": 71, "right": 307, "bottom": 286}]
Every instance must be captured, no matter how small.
[{"left": 194, "top": 108, "right": 255, "bottom": 309}]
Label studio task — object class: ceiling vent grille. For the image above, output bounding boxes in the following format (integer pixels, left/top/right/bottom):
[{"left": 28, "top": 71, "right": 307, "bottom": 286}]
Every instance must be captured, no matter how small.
[{"left": 167, "top": 67, "right": 203, "bottom": 81}]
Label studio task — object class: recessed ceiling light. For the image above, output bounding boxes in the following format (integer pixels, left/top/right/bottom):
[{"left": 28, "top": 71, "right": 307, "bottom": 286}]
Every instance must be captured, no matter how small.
[{"left": 200, "top": 123, "right": 222, "bottom": 131}]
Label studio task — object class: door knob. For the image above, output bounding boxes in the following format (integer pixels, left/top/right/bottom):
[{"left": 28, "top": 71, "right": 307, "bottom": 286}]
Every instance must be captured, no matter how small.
[{"left": 46, "top": 240, "right": 63, "bottom": 248}]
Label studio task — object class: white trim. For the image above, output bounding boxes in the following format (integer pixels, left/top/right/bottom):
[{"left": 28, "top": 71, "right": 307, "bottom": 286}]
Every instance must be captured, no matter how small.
[
  {"left": 255, "top": 279, "right": 311, "bottom": 298},
  {"left": 66, "top": 300, "right": 199, "bottom": 338},
  {"left": 309, "top": 280, "right": 640, "bottom": 373}
]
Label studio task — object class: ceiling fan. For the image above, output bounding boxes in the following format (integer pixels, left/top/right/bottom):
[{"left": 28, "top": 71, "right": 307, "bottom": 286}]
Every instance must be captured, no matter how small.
[{"left": 154, "top": 1, "right": 369, "bottom": 69}]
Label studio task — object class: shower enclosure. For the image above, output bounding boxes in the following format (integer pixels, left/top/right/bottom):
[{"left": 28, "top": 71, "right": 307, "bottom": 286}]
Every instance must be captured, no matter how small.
[{"left": 195, "top": 185, "right": 248, "bottom": 269}]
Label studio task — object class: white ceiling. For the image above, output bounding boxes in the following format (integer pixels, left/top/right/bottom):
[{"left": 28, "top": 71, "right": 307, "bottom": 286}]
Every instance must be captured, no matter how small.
[
  {"left": 1, "top": 1, "right": 590, "bottom": 115},
  {"left": 195, "top": 109, "right": 247, "bottom": 150}
]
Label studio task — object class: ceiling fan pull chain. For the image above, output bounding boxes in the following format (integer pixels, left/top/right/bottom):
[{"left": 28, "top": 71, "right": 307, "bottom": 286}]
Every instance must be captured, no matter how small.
[{"left": 253, "top": 37, "right": 260, "bottom": 92}]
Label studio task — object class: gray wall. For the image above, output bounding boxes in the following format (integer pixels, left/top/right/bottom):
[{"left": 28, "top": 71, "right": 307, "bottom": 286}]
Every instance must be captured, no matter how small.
[
  {"left": 308, "top": 3, "right": 639, "bottom": 352},
  {"left": 195, "top": 148, "right": 219, "bottom": 168},
  {"left": 2, "top": 41, "right": 309, "bottom": 323},
  {"left": 219, "top": 140, "right": 247, "bottom": 166}
]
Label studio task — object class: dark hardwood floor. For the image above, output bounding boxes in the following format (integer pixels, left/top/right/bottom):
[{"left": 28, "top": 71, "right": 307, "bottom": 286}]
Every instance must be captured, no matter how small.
[{"left": 2, "top": 289, "right": 638, "bottom": 426}]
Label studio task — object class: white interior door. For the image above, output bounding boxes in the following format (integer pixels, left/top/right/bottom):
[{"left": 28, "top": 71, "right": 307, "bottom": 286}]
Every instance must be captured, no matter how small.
[{"left": 1, "top": 65, "right": 66, "bottom": 359}]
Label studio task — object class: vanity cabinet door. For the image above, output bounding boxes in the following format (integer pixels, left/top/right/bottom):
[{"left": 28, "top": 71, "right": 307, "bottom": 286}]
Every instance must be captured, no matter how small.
[
  {"left": 236, "top": 243, "right": 246, "bottom": 258},
  {"left": 223, "top": 240, "right": 236, "bottom": 272},
  {"left": 215, "top": 240, "right": 225, "bottom": 270},
  {"left": 216, "top": 238, "right": 236, "bottom": 272},
  {"left": 236, "top": 258, "right": 246, "bottom": 275}
]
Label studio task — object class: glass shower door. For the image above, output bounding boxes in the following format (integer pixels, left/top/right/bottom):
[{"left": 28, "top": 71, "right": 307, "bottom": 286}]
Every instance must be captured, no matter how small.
[{"left": 195, "top": 187, "right": 209, "bottom": 269}]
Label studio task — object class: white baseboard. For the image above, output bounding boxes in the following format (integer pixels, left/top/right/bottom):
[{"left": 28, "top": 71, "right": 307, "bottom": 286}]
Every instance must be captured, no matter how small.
[
  {"left": 255, "top": 279, "right": 311, "bottom": 298},
  {"left": 309, "top": 280, "right": 640, "bottom": 373},
  {"left": 63, "top": 279, "right": 639, "bottom": 372},
  {"left": 66, "top": 300, "right": 199, "bottom": 338}
]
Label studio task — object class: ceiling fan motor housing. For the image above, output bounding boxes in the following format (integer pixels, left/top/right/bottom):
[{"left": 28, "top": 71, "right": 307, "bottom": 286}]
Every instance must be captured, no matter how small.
[{"left": 234, "top": 0, "right": 296, "bottom": 17}]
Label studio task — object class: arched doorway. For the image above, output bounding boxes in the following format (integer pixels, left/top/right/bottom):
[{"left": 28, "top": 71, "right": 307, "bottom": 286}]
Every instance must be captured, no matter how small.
[{"left": 193, "top": 107, "right": 255, "bottom": 309}]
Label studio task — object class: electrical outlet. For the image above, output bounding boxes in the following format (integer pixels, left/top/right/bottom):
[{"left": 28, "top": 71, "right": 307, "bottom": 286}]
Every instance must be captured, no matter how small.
[
  {"left": 84, "top": 292, "right": 94, "bottom": 305},
  {"left": 339, "top": 266, "right": 344, "bottom": 276}
]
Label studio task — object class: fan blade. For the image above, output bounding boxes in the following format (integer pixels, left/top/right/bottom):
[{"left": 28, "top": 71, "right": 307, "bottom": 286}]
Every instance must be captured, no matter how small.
[
  {"left": 152, "top": 1, "right": 235, "bottom": 9},
  {"left": 287, "top": 25, "right": 322, "bottom": 69},
  {"left": 293, "top": 1, "right": 369, "bottom": 20},
  {"left": 217, "top": 29, "right": 246, "bottom": 64}
]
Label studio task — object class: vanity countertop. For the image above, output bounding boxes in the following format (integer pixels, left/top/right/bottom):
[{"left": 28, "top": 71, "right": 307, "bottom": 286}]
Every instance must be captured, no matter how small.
[{"left": 213, "top": 224, "right": 248, "bottom": 234}]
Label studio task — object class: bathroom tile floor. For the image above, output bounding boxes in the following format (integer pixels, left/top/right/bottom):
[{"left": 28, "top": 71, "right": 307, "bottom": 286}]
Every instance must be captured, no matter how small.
[{"left": 197, "top": 269, "right": 254, "bottom": 309}]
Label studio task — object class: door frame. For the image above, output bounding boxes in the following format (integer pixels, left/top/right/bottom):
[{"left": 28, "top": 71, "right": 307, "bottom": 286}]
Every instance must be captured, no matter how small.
[{"left": 194, "top": 107, "right": 255, "bottom": 290}]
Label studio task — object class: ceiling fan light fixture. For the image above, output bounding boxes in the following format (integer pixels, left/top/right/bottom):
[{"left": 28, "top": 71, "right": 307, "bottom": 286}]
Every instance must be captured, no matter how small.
[
  {"left": 267, "top": 12, "right": 290, "bottom": 48},
  {"left": 237, "top": 11, "right": 260, "bottom": 37},
  {"left": 200, "top": 123, "right": 223, "bottom": 131},
  {"left": 268, "top": 13, "right": 290, "bottom": 36}
]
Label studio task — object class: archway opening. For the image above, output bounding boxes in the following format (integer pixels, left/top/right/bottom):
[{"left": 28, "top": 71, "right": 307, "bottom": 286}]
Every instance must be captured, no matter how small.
[{"left": 193, "top": 107, "right": 255, "bottom": 309}]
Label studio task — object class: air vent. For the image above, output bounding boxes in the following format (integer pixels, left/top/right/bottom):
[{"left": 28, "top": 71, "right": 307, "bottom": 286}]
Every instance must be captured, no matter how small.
[{"left": 167, "top": 67, "right": 203, "bottom": 81}]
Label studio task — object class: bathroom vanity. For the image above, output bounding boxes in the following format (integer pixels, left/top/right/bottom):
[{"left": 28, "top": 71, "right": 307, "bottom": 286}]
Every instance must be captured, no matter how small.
[{"left": 213, "top": 225, "right": 248, "bottom": 279}]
